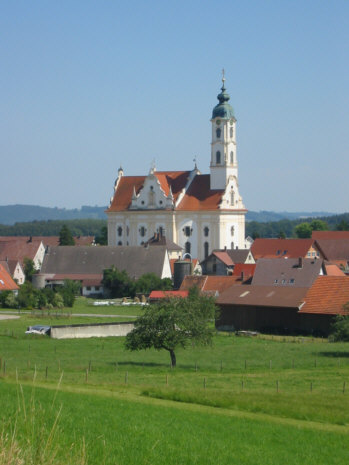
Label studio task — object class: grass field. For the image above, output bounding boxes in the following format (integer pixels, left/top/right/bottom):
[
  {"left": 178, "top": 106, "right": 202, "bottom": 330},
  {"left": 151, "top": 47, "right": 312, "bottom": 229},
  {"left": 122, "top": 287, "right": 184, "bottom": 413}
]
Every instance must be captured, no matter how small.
[{"left": 0, "top": 303, "right": 348, "bottom": 464}]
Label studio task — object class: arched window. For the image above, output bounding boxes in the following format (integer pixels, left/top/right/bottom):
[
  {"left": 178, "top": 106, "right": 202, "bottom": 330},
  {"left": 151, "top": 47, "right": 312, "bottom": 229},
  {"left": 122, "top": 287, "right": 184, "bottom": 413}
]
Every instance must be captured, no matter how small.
[
  {"left": 204, "top": 242, "right": 209, "bottom": 259},
  {"left": 185, "top": 241, "right": 191, "bottom": 255},
  {"left": 216, "top": 128, "right": 221, "bottom": 139},
  {"left": 204, "top": 226, "right": 209, "bottom": 237},
  {"left": 183, "top": 226, "right": 191, "bottom": 237},
  {"left": 231, "top": 191, "right": 235, "bottom": 205},
  {"left": 230, "top": 151, "right": 234, "bottom": 164},
  {"left": 216, "top": 151, "right": 221, "bottom": 164},
  {"left": 117, "top": 226, "right": 123, "bottom": 237},
  {"left": 231, "top": 226, "right": 235, "bottom": 236},
  {"left": 139, "top": 226, "right": 146, "bottom": 237},
  {"left": 126, "top": 226, "right": 130, "bottom": 237},
  {"left": 230, "top": 127, "right": 233, "bottom": 138},
  {"left": 117, "top": 241, "right": 123, "bottom": 246}
]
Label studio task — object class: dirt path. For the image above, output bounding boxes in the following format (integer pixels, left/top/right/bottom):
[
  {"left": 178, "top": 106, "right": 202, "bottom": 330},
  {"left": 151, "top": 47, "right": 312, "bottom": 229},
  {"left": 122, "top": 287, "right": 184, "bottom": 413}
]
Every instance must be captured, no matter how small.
[{"left": 0, "top": 314, "right": 20, "bottom": 320}]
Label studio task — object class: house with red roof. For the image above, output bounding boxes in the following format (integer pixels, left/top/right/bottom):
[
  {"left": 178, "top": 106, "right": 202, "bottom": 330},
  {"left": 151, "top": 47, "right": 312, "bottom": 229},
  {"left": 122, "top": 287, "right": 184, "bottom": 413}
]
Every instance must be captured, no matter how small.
[
  {"left": 201, "top": 248, "right": 255, "bottom": 275},
  {"left": 251, "top": 238, "right": 322, "bottom": 260},
  {"left": 106, "top": 77, "right": 247, "bottom": 261},
  {"left": 0, "top": 263, "right": 19, "bottom": 293},
  {"left": 216, "top": 275, "right": 349, "bottom": 336},
  {"left": 0, "top": 238, "right": 45, "bottom": 279}
]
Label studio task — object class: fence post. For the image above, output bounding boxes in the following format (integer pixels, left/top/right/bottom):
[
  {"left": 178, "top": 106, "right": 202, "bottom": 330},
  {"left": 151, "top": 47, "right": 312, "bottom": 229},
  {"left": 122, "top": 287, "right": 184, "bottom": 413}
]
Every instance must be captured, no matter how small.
[
  {"left": 85, "top": 369, "right": 88, "bottom": 383},
  {"left": 343, "top": 381, "right": 346, "bottom": 394},
  {"left": 125, "top": 371, "right": 128, "bottom": 384},
  {"left": 203, "top": 377, "right": 206, "bottom": 389},
  {"left": 276, "top": 380, "right": 279, "bottom": 393},
  {"left": 45, "top": 366, "right": 48, "bottom": 380}
]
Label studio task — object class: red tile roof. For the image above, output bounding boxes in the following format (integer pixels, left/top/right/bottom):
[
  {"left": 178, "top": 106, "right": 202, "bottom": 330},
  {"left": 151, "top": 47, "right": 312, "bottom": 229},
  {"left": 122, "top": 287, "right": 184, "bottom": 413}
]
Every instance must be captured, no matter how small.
[
  {"left": 0, "top": 236, "right": 94, "bottom": 246},
  {"left": 251, "top": 238, "right": 315, "bottom": 259},
  {"left": 180, "top": 275, "right": 246, "bottom": 294},
  {"left": 233, "top": 263, "right": 256, "bottom": 277},
  {"left": 324, "top": 264, "right": 346, "bottom": 276},
  {"left": 107, "top": 171, "right": 190, "bottom": 212},
  {"left": 0, "top": 264, "right": 19, "bottom": 291},
  {"left": 212, "top": 251, "right": 234, "bottom": 266},
  {"left": 107, "top": 172, "right": 247, "bottom": 213},
  {"left": 149, "top": 290, "right": 189, "bottom": 299},
  {"left": 300, "top": 276, "right": 349, "bottom": 315},
  {"left": 0, "top": 239, "right": 42, "bottom": 264},
  {"left": 315, "top": 239, "right": 349, "bottom": 260}
]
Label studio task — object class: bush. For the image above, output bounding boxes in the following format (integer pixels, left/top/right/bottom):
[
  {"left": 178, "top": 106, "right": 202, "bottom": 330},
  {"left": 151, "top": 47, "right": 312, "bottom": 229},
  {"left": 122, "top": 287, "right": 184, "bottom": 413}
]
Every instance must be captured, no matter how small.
[{"left": 329, "top": 314, "right": 349, "bottom": 342}]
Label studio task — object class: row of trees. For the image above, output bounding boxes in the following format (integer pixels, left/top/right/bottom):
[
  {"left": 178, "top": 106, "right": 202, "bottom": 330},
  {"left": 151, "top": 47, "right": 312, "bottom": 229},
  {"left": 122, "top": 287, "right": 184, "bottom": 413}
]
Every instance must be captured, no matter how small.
[
  {"left": 102, "top": 267, "right": 173, "bottom": 297},
  {"left": 0, "top": 280, "right": 80, "bottom": 310}
]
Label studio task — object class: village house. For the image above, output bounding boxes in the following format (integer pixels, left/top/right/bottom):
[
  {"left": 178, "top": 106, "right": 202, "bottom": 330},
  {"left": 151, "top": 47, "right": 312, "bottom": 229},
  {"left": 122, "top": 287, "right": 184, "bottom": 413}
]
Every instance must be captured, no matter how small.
[
  {"left": 34, "top": 245, "right": 172, "bottom": 297},
  {"left": 0, "top": 263, "right": 19, "bottom": 294},
  {"left": 200, "top": 248, "right": 255, "bottom": 275}
]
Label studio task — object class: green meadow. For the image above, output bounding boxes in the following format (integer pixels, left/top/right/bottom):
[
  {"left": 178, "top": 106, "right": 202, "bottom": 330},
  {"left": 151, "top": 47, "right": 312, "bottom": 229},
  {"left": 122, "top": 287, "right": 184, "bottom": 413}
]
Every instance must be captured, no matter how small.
[{"left": 0, "top": 301, "right": 348, "bottom": 464}]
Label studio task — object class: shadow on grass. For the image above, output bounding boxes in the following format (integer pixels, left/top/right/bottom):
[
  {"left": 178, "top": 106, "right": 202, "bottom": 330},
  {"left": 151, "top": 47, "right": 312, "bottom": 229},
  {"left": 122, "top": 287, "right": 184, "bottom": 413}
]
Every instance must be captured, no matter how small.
[{"left": 317, "top": 351, "right": 349, "bottom": 358}]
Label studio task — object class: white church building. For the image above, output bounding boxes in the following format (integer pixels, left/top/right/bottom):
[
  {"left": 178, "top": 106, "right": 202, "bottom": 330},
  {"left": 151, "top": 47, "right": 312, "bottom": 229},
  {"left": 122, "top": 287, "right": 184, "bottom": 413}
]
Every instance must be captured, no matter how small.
[{"left": 107, "top": 76, "right": 247, "bottom": 261}]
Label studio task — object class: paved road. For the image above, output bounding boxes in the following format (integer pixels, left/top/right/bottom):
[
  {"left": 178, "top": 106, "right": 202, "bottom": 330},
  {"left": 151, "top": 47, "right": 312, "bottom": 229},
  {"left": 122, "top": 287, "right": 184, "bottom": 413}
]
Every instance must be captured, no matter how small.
[{"left": 0, "top": 314, "right": 20, "bottom": 320}]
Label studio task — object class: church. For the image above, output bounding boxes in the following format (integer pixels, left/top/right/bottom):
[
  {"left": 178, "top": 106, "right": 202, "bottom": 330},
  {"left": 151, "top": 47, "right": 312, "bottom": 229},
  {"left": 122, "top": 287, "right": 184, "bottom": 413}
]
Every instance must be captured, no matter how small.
[{"left": 106, "top": 76, "right": 247, "bottom": 261}]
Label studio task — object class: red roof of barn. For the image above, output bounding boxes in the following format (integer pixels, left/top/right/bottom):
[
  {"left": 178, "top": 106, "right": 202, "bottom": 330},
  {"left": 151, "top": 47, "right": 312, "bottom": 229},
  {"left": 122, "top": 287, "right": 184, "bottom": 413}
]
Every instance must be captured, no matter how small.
[
  {"left": 149, "top": 290, "right": 189, "bottom": 299},
  {"left": 0, "top": 264, "right": 19, "bottom": 291},
  {"left": 180, "top": 275, "right": 247, "bottom": 294},
  {"left": 300, "top": 276, "right": 349, "bottom": 315}
]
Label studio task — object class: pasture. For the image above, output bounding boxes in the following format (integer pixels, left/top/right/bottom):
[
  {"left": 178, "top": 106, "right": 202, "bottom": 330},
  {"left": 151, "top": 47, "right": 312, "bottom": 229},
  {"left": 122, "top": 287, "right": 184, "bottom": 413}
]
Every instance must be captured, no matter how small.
[{"left": 0, "top": 301, "right": 348, "bottom": 464}]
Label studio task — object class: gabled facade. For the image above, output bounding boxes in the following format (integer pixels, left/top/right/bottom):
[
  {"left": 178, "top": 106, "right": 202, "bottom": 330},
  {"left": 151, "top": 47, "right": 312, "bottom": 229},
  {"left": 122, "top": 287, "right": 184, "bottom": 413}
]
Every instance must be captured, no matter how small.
[
  {"left": 201, "top": 248, "right": 255, "bottom": 275},
  {"left": 106, "top": 76, "right": 247, "bottom": 261}
]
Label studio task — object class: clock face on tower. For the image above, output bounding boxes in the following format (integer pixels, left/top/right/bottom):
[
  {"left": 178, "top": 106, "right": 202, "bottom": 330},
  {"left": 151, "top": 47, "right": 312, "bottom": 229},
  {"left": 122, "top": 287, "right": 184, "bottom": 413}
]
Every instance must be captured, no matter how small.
[{"left": 216, "top": 119, "right": 221, "bottom": 126}]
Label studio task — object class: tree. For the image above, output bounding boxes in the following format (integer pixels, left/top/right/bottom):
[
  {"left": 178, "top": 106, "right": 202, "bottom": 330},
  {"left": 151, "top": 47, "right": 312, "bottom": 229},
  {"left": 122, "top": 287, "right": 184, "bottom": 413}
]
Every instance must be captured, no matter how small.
[
  {"left": 135, "top": 273, "right": 173, "bottom": 295},
  {"left": 95, "top": 225, "right": 108, "bottom": 245},
  {"left": 102, "top": 266, "right": 135, "bottom": 298},
  {"left": 57, "top": 280, "right": 81, "bottom": 307},
  {"left": 294, "top": 222, "right": 312, "bottom": 238},
  {"left": 336, "top": 219, "right": 349, "bottom": 231},
  {"left": 125, "top": 288, "right": 217, "bottom": 367},
  {"left": 23, "top": 257, "right": 36, "bottom": 282},
  {"left": 329, "top": 304, "right": 349, "bottom": 341},
  {"left": 59, "top": 225, "right": 75, "bottom": 246},
  {"left": 310, "top": 219, "right": 328, "bottom": 231}
]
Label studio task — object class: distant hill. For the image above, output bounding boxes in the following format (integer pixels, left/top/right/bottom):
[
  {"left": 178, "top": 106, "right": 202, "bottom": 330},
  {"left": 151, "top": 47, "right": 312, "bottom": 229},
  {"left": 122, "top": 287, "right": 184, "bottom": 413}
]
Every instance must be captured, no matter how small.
[
  {"left": 246, "top": 210, "right": 335, "bottom": 223},
  {"left": 0, "top": 205, "right": 107, "bottom": 225},
  {"left": 0, "top": 204, "right": 337, "bottom": 225}
]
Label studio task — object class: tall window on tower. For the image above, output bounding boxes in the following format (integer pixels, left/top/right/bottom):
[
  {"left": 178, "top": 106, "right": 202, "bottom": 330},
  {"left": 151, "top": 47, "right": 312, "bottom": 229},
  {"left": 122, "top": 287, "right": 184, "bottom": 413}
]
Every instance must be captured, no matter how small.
[
  {"left": 230, "top": 127, "right": 233, "bottom": 138},
  {"left": 216, "top": 128, "right": 221, "bottom": 139},
  {"left": 230, "top": 151, "right": 234, "bottom": 164},
  {"left": 231, "top": 191, "right": 235, "bottom": 206},
  {"left": 185, "top": 242, "right": 191, "bottom": 255},
  {"left": 216, "top": 151, "right": 221, "bottom": 164},
  {"left": 204, "top": 242, "right": 209, "bottom": 259}
]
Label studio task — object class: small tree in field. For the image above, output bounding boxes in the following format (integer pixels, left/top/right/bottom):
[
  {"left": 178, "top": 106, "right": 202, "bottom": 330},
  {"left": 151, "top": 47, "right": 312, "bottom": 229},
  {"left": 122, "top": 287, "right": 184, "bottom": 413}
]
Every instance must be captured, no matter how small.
[{"left": 125, "top": 287, "right": 217, "bottom": 367}]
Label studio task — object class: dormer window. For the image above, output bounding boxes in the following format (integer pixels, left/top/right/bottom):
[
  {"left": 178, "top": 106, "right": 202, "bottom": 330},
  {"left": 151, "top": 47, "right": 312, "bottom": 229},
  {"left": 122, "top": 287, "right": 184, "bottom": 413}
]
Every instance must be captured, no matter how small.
[
  {"left": 216, "top": 151, "right": 221, "bottom": 164},
  {"left": 216, "top": 128, "right": 221, "bottom": 139}
]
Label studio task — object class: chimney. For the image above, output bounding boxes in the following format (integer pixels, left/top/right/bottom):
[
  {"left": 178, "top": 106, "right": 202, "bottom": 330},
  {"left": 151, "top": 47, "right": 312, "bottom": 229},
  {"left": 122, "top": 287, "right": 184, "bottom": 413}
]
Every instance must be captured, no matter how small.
[{"left": 298, "top": 257, "right": 303, "bottom": 268}]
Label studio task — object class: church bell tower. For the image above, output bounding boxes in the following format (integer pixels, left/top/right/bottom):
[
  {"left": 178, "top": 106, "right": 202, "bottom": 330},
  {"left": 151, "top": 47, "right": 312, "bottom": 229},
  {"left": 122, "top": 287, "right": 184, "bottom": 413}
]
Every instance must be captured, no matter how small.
[{"left": 210, "top": 72, "right": 238, "bottom": 190}]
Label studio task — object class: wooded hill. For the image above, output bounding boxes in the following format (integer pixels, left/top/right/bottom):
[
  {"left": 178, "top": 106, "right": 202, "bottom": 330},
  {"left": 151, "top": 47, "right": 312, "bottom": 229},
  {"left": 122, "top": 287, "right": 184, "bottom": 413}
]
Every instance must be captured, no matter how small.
[{"left": 0, "top": 213, "right": 348, "bottom": 238}]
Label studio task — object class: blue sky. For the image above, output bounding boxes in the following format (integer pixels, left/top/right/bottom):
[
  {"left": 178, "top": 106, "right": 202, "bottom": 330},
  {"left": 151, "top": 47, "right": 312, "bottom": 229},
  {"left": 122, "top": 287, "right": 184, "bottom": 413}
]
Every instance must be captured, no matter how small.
[{"left": 1, "top": 1, "right": 348, "bottom": 212}]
